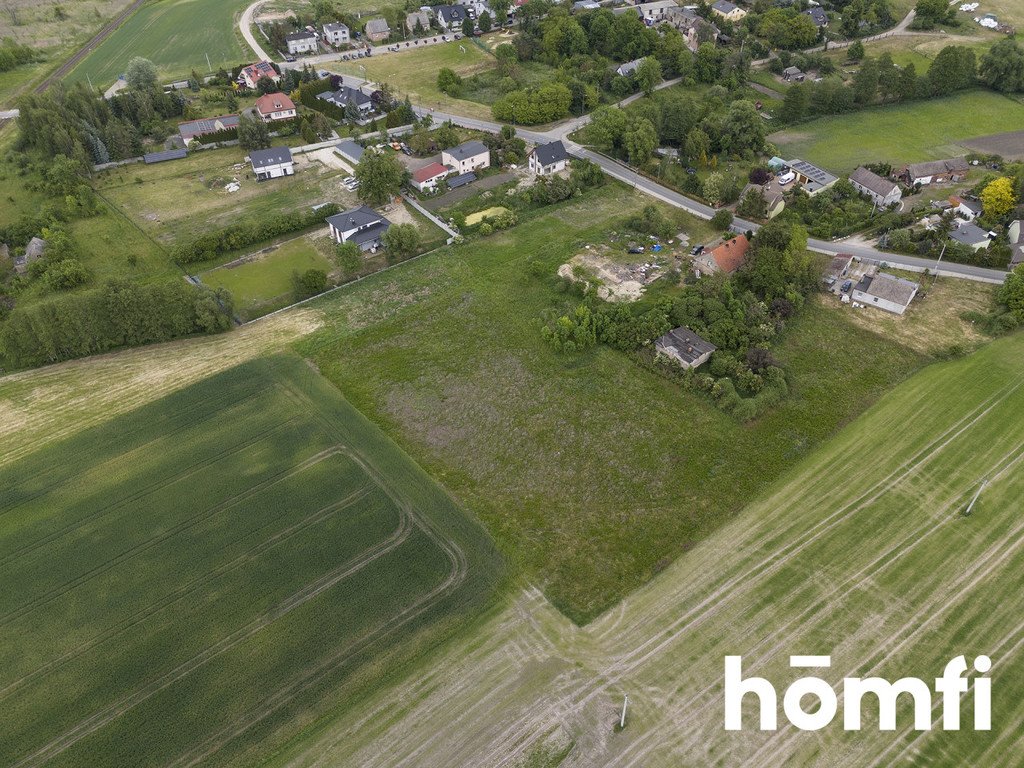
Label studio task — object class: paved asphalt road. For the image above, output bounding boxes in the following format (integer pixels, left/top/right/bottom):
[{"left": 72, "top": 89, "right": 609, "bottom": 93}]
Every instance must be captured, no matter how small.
[
  {"left": 406, "top": 105, "right": 1008, "bottom": 284},
  {"left": 233, "top": 6, "right": 1011, "bottom": 285}
]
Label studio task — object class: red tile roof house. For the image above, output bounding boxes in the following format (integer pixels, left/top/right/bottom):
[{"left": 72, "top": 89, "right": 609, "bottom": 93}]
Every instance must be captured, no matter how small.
[
  {"left": 255, "top": 92, "right": 297, "bottom": 122},
  {"left": 240, "top": 61, "right": 280, "bottom": 90},
  {"left": 695, "top": 234, "right": 750, "bottom": 275},
  {"left": 411, "top": 162, "right": 450, "bottom": 193}
]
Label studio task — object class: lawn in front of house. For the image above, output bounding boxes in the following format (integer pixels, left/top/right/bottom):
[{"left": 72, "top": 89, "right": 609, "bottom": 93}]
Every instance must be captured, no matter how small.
[
  {"left": 327, "top": 40, "right": 500, "bottom": 120},
  {"left": 200, "top": 236, "right": 334, "bottom": 319},
  {"left": 95, "top": 147, "right": 356, "bottom": 247},
  {"left": 771, "top": 89, "right": 1024, "bottom": 172}
]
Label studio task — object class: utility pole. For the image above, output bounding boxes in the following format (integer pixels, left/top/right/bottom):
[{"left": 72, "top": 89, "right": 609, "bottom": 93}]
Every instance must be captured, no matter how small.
[
  {"left": 963, "top": 478, "right": 989, "bottom": 517},
  {"left": 206, "top": 52, "right": 213, "bottom": 72},
  {"left": 620, "top": 695, "right": 629, "bottom": 729}
]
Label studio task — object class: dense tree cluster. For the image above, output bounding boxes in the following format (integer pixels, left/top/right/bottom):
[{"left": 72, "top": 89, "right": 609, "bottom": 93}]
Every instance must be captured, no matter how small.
[
  {"left": 171, "top": 205, "right": 339, "bottom": 264},
  {"left": 355, "top": 150, "right": 407, "bottom": 206},
  {"left": 1, "top": 279, "right": 233, "bottom": 367},
  {"left": 0, "top": 38, "right": 36, "bottom": 73},
  {"left": 777, "top": 44, "right": 979, "bottom": 124}
]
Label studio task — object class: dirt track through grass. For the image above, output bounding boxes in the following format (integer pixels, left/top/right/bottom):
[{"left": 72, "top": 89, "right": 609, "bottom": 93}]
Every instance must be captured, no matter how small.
[{"left": 274, "top": 331, "right": 1024, "bottom": 767}]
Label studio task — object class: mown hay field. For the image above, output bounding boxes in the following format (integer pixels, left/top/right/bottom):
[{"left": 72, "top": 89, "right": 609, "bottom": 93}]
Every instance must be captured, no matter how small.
[
  {"left": 0, "top": 353, "right": 502, "bottom": 767},
  {"left": 277, "top": 331, "right": 1024, "bottom": 767}
]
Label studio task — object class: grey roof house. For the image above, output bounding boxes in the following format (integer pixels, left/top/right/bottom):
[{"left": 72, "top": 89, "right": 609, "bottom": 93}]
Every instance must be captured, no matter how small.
[
  {"left": 327, "top": 206, "right": 392, "bottom": 251},
  {"left": 655, "top": 327, "right": 716, "bottom": 369},
  {"left": 248, "top": 146, "right": 294, "bottom": 180},
  {"left": 616, "top": 58, "right": 644, "bottom": 77},
  {"left": 849, "top": 166, "right": 901, "bottom": 208},
  {"left": 851, "top": 273, "right": 919, "bottom": 315},
  {"left": 14, "top": 236, "right": 46, "bottom": 275},
  {"left": 335, "top": 139, "right": 364, "bottom": 165},
  {"left": 318, "top": 85, "right": 372, "bottom": 113},
  {"left": 949, "top": 222, "right": 992, "bottom": 251},
  {"left": 433, "top": 4, "right": 469, "bottom": 28},
  {"left": 1009, "top": 220, "right": 1024, "bottom": 268},
  {"left": 529, "top": 140, "right": 570, "bottom": 175},
  {"left": 804, "top": 7, "right": 829, "bottom": 26}
]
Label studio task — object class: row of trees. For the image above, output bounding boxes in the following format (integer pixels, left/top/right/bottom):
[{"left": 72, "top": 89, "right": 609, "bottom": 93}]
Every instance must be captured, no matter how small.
[
  {"left": 171, "top": 205, "right": 340, "bottom": 264},
  {"left": 779, "top": 44, "right": 981, "bottom": 124},
  {"left": 1, "top": 279, "right": 233, "bottom": 367}
]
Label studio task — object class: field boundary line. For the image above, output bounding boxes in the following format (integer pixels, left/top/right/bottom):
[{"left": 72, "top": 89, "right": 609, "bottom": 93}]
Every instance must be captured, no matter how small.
[{"left": 474, "top": 379, "right": 1023, "bottom": 768}]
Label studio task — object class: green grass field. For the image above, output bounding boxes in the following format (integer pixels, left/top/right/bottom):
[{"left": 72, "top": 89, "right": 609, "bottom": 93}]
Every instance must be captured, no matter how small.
[
  {"left": 95, "top": 147, "right": 356, "bottom": 248},
  {"left": 0, "top": 353, "right": 502, "bottom": 767},
  {"left": 280, "top": 330, "right": 1024, "bottom": 767},
  {"left": 201, "top": 236, "right": 334, "bottom": 319},
  {"left": 328, "top": 40, "right": 500, "bottom": 120},
  {"left": 296, "top": 183, "right": 931, "bottom": 622},
  {"left": 771, "top": 89, "right": 1024, "bottom": 171},
  {"left": 66, "top": 0, "right": 250, "bottom": 88}
]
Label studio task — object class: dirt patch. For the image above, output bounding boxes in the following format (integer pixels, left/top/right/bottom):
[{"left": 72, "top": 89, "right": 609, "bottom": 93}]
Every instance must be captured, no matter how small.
[
  {"left": 961, "top": 130, "right": 1024, "bottom": 161},
  {"left": 558, "top": 247, "right": 672, "bottom": 302},
  {"left": 299, "top": 147, "right": 354, "bottom": 173}
]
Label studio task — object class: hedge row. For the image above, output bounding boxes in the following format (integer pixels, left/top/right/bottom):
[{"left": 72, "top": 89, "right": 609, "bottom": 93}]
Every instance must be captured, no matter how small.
[
  {"left": 1, "top": 279, "right": 233, "bottom": 368},
  {"left": 170, "top": 204, "right": 340, "bottom": 264}
]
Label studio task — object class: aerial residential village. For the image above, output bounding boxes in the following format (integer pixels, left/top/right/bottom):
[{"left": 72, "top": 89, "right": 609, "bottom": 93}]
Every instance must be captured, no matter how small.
[
  {"left": 1, "top": 0, "right": 1023, "bottom": 368},
  {"left": 4, "top": 0, "right": 1024, "bottom": 764}
]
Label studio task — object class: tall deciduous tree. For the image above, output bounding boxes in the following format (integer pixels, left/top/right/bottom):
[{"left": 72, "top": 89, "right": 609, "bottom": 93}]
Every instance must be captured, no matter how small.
[{"left": 355, "top": 149, "right": 407, "bottom": 205}]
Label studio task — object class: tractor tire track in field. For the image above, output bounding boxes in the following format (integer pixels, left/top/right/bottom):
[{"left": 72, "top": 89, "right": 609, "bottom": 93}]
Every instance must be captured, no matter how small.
[
  {"left": 469, "top": 381, "right": 1023, "bottom": 768},
  {"left": 630, "top": 440, "right": 1024, "bottom": 767},
  {"left": 163, "top": 380, "right": 476, "bottom": 768},
  {"left": 0, "top": 391, "right": 268, "bottom": 528},
  {"left": 0, "top": 387, "right": 261, "bottom": 520},
  {"left": 11, "top": 496, "right": 416, "bottom": 768},
  {"left": 0, "top": 423, "right": 321, "bottom": 627},
  {"left": 0, "top": 485, "right": 373, "bottom": 702}
]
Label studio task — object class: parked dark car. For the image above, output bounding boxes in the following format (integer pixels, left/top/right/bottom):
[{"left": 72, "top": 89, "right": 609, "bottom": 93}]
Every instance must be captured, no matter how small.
[
  {"left": 690, "top": 244, "right": 704, "bottom": 255},
  {"left": 841, "top": 280, "right": 853, "bottom": 292}
]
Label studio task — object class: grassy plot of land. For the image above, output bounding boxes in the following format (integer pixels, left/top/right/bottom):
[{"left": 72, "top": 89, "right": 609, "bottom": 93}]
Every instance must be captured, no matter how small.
[
  {"left": 328, "top": 40, "right": 500, "bottom": 120},
  {"left": 280, "top": 330, "right": 1024, "bottom": 767},
  {"left": 201, "top": 236, "right": 334, "bottom": 319},
  {"left": 65, "top": 0, "right": 249, "bottom": 88},
  {"left": 824, "top": 270, "right": 998, "bottom": 356},
  {"left": 95, "top": 147, "right": 356, "bottom": 248},
  {"left": 0, "top": 353, "right": 501, "bottom": 767},
  {"left": 771, "top": 89, "right": 1024, "bottom": 171},
  {"left": 297, "top": 182, "right": 928, "bottom": 622},
  {"left": 0, "top": 0, "right": 139, "bottom": 104}
]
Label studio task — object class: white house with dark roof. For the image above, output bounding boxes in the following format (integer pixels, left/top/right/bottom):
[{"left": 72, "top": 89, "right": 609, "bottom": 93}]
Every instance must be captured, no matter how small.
[
  {"left": 529, "top": 140, "right": 570, "bottom": 175},
  {"left": 615, "top": 58, "right": 644, "bottom": 77},
  {"left": 631, "top": 0, "right": 680, "bottom": 25},
  {"left": 851, "top": 273, "right": 919, "bottom": 315},
  {"left": 849, "top": 166, "right": 901, "bottom": 208},
  {"left": 327, "top": 206, "right": 392, "bottom": 251},
  {"left": 442, "top": 140, "right": 490, "bottom": 174},
  {"left": 323, "top": 22, "right": 350, "bottom": 46},
  {"left": 949, "top": 222, "right": 992, "bottom": 252},
  {"left": 318, "top": 84, "right": 373, "bottom": 114},
  {"left": 248, "top": 147, "right": 294, "bottom": 180},
  {"left": 286, "top": 30, "right": 318, "bottom": 55},
  {"left": 432, "top": 4, "right": 470, "bottom": 29},
  {"left": 655, "top": 327, "right": 716, "bottom": 369},
  {"left": 950, "top": 195, "right": 983, "bottom": 221}
]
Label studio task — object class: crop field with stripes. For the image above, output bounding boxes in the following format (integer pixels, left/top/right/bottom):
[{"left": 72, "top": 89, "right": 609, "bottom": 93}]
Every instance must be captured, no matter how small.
[
  {"left": 0, "top": 354, "right": 501, "bottom": 767},
  {"left": 278, "top": 331, "right": 1024, "bottom": 767}
]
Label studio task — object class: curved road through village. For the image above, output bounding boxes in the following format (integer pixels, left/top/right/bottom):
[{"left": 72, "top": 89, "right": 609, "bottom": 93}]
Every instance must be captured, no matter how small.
[{"left": 237, "top": 1, "right": 1008, "bottom": 284}]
